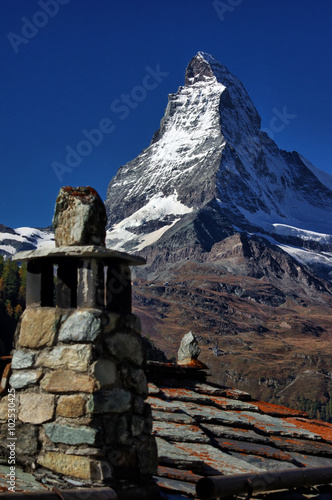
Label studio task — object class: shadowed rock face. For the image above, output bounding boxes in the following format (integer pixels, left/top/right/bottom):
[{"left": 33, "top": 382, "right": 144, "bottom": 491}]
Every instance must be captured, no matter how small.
[
  {"left": 53, "top": 186, "right": 107, "bottom": 247},
  {"left": 184, "top": 54, "right": 215, "bottom": 85}
]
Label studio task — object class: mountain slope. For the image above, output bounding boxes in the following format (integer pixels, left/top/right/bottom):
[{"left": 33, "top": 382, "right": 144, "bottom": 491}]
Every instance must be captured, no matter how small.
[{"left": 0, "top": 224, "right": 54, "bottom": 257}]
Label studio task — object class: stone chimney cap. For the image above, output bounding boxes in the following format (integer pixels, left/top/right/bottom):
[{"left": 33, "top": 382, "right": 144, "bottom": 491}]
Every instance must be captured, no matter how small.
[
  {"left": 12, "top": 245, "right": 146, "bottom": 266},
  {"left": 53, "top": 186, "right": 107, "bottom": 247}
]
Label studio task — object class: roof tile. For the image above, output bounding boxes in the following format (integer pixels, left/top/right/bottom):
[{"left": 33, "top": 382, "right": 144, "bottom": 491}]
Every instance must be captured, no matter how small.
[
  {"left": 156, "top": 437, "right": 205, "bottom": 471},
  {"left": 173, "top": 442, "right": 262, "bottom": 475},
  {"left": 153, "top": 421, "right": 211, "bottom": 444},
  {"left": 214, "top": 437, "right": 295, "bottom": 463},
  {"left": 148, "top": 369, "right": 332, "bottom": 499},
  {"left": 269, "top": 436, "right": 332, "bottom": 456},
  {"left": 159, "top": 386, "right": 259, "bottom": 411},
  {"left": 239, "top": 412, "right": 322, "bottom": 439},
  {"left": 200, "top": 423, "right": 272, "bottom": 445},
  {"left": 153, "top": 410, "right": 196, "bottom": 424},
  {"left": 286, "top": 418, "right": 332, "bottom": 443}
]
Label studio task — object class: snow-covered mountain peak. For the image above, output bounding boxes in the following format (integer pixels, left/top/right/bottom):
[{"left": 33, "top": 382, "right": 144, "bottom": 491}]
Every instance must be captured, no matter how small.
[
  {"left": 184, "top": 52, "right": 217, "bottom": 86},
  {"left": 105, "top": 52, "right": 332, "bottom": 280},
  {"left": 105, "top": 53, "right": 266, "bottom": 231},
  {"left": 185, "top": 52, "right": 261, "bottom": 138}
]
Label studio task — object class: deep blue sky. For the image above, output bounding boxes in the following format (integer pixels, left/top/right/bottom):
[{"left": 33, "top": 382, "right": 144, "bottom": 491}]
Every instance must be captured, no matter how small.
[{"left": 1, "top": 0, "right": 331, "bottom": 228}]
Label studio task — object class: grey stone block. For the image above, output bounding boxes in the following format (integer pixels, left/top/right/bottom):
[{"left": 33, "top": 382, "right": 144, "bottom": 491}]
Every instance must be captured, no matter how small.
[
  {"left": 9, "top": 370, "right": 42, "bottom": 389},
  {"left": 91, "top": 359, "right": 117, "bottom": 387},
  {"left": 11, "top": 350, "right": 36, "bottom": 369},
  {"left": 58, "top": 310, "right": 101, "bottom": 342},
  {"left": 43, "top": 422, "right": 98, "bottom": 445},
  {"left": 36, "top": 344, "right": 92, "bottom": 371}
]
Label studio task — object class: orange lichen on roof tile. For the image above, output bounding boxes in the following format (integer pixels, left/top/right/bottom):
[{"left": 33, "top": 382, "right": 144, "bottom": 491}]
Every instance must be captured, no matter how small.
[
  {"left": 269, "top": 435, "right": 332, "bottom": 455},
  {"left": 251, "top": 400, "right": 307, "bottom": 418},
  {"left": 177, "top": 359, "right": 208, "bottom": 369},
  {"left": 224, "top": 388, "right": 251, "bottom": 400},
  {"left": 215, "top": 438, "right": 294, "bottom": 462},
  {"left": 157, "top": 466, "right": 203, "bottom": 483},
  {"left": 207, "top": 395, "right": 232, "bottom": 406},
  {"left": 159, "top": 387, "right": 198, "bottom": 400},
  {"left": 287, "top": 418, "right": 332, "bottom": 443}
]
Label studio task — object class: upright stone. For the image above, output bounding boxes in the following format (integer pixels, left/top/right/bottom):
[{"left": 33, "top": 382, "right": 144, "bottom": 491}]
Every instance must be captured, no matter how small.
[
  {"left": 53, "top": 186, "right": 107, "bottom": 247},
  {"left": 177, "top": 331, "right": 201, "bottom": 364}
]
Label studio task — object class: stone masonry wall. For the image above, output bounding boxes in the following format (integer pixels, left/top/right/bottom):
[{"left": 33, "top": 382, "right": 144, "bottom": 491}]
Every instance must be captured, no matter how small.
[{"left": 0, "top": 306, "right": 157, "bottom": 483}]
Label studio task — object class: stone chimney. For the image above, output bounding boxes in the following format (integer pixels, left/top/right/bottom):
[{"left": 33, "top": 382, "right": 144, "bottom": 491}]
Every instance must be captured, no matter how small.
[{"left": 6, "top": 187, "right": 158, "bottom": 487}]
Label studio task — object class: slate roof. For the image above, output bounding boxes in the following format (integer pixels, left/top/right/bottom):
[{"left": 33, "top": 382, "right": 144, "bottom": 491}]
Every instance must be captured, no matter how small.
[
  {"left": 1, "top": 358, "right": 332, "bottom": 498},
  {"left": 146, "top": 361, "right": 332, "bottom": 499}
]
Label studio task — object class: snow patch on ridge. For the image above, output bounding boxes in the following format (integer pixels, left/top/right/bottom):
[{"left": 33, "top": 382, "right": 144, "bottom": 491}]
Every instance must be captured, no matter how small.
[
  {"left": 0, "top": 245, "right": 16, "bottom": 255},
  {"left": 0, "top": 227, "right": 54, "bottom": 256},
  {"left": 117, "top": 78, "right": 227, "bottom": 203},
  {"left": 256, "top": 230, "right": 332, "bottom": 281},
  {"left": 272, "top": 224, "right": 332, "bottom": 245},
  {"left": 236, "top": 193, "right": 332, "bottom": 236},
  {"left": 278, "top": 244, "right": 332, "bottom": 272},
  {"left": 15, "top": 227, "right": 55, "bottom": 248},
  {"left": 106, "top": 193, "right": 193, "bottom": 251}
]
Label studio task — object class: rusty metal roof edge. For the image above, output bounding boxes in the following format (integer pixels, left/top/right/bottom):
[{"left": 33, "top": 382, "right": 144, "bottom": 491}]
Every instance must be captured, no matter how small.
[{"left": 196, "top": 465, "right": 332, "bottom": 499}]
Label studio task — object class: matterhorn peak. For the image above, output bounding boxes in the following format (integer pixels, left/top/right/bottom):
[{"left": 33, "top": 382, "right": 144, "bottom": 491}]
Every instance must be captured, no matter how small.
[
  {"left": 105, "top": 52, "right": 332, "bottom": 279},
  {"left": 185, "top": 52, "right": 216, "bottom": 86},
  {"left": 185, "top": 52, "right": 261, "bottom": 135},
  {"left": 185, "top": 51, "right": 233, "bottom": 85}
]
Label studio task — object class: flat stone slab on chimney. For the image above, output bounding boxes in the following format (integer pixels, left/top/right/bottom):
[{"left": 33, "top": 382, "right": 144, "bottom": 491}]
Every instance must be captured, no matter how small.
[{"left": 13, "top": 245, "right": 146, "bottom": 266}]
